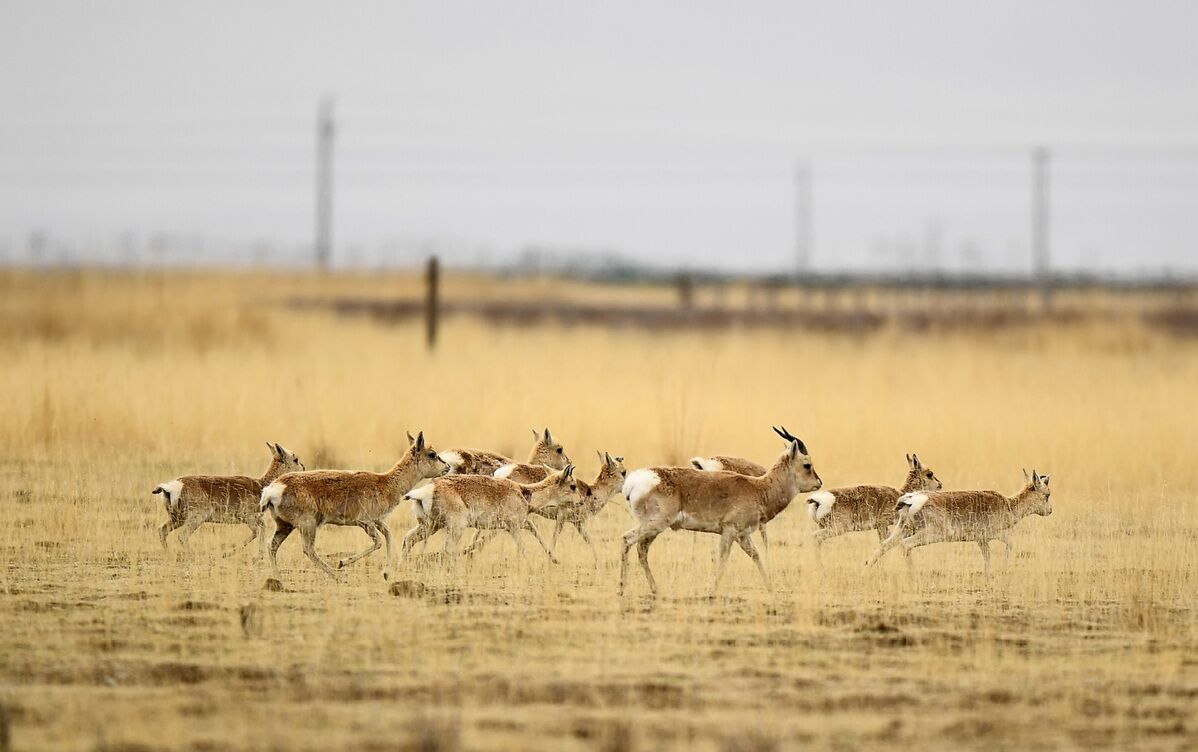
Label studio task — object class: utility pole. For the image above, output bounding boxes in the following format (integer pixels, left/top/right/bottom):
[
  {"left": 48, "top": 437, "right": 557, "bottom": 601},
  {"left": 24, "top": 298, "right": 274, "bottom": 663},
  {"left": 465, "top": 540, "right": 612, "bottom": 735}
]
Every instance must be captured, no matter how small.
[
  {"left": 794, "top": 160, "right": 812, "bottom": 277},
  {"left": 1032, "top": 146, "right": 1050, "bottom": 306},
  {"left": 315, "top": 97, "right": 335, "bottom": 271}
]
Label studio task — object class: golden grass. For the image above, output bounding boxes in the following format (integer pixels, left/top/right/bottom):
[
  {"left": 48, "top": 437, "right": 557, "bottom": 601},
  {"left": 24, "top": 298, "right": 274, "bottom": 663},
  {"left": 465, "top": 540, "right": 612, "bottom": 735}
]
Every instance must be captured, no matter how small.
[{"left": 1, "top": 269, "right": 1196, "bottom": 751}]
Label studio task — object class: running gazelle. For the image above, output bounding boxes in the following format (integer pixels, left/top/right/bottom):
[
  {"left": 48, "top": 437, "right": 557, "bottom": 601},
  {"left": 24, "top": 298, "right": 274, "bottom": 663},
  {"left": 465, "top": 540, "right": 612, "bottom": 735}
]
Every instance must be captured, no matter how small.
[
  {"left": 258, "top": 432, "right": 450, "bottom": 581},
  {"left": 399, "top": 465, "right": 583, "bottom": 565},
  {"left": 805, "top": 453, "right": 942, "bottom": 566},
  {"left": 494, "top": 451, "right": 626, "bottom": 565},
  {"left": 154, "top": 442, "right": 304, "bottom": 557},
  {"left": 620, "top": 429, "right": 822, "bottom": 596},
  {"left": 688, "top": 425, "right": 806, "bottom": 552},
  {"left": 866, "top": 469, "right": 1052, "bottom": 572}
]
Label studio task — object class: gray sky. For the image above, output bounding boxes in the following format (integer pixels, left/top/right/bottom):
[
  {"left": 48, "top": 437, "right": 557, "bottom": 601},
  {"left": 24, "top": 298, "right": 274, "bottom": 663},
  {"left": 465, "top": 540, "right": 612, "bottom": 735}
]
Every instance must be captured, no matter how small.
[{"left": 2, "top": 1, "right": 1197, "bottom": 273}]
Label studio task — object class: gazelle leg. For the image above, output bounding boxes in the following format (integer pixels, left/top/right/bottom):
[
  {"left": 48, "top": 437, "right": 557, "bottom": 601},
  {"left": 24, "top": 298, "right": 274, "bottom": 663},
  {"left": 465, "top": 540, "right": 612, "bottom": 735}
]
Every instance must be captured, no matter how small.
[
  {"left": 176, "top": 512, "right": 208, "bottom": 556},
  {"left": 866, "top": 523, "right": 908, "bottom": 567},
  {"left": 997, "top": 533, "right": 1012, "bottom": 565},
  {"left": 398, "top": 522, "right": 435, "bottom": 566},
  {"left": 978, "top": 539, "right": 992, "bottom": 575},
  {"left": 620, "top": 521, "right": 664, "bottom": 595},
  {"left": 522, "top": 520, "right": 559, "bottom": 563},
  {"left": 268, "top": 521, "right": 294, "bottom": 580},
  {"left": 618, "top": 528, "right": 641, "bottom": 595},
  {"left": 758, "top": 524, "right": 769, "bottom": 557},
  {"left": 738, "top": 532, "right": 771, "bottom": 591},
  {"left": 443, "top": 522, "right": 465, "bottom": 560},
  {"left": 222, "top": 518, "right": 262, "bottom": 559},
  {"left": 812, "top": 527, "right": 838, "bottom": 568},
  {"left": 463, "top": 529, "right": 500, "bottom": 557},
  {"left": 299, "top": 525, "right": 339, "bottom": 578},
  {"left": 336, "top": 522, "right": 382, "bottom": 570},
  {"left": 159, "top": 518, "right": 182, "bottom": 552},
  {"left": 506, "top": 523, "right": 531, "bottom": 564},
  {"left": 551, "top": 516, "right": 567, "bottom": 554},
  {"left": 899, "top": 529, "right": 937, "bottom": 554},
  {"left": 575, "top": 521, "right": 599, "bottom": 569},
  {"left": 712, "top": 528, "right": 737, "bottom": 595},
  {"left": 637, "top": 535, "right": 660, "bottom": 596},
  {"left": 374, "top": 521, "right": 395, "bottom": 581}
]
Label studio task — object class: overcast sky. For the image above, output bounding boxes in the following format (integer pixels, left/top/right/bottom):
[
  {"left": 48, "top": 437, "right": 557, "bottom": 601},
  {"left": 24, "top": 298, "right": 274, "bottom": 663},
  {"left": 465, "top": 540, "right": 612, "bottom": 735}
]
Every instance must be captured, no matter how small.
[{"left": 2, "top": 1, "right": 1196, "bottom": 272}]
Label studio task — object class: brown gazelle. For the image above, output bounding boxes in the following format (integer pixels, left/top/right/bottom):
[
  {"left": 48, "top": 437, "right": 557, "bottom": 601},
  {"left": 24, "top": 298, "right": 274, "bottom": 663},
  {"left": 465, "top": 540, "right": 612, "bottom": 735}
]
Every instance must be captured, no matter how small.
[
  {"left": 439, "top": 428, "right": 570, "bottom": 476},
  {"left": 398, "top": 465, "right": 582, "bottom": 565},
  {"left": 258, "top": 432, "right": 449, "bottom": 581},
  {"left": 153, "top": 442, "right": 304, "bottom": 557},
  {"left": 865, "top": 469, "right": 1052, "bottom": 573},
  {"left": 494, "top": 451, "right": 626, "bottom": 566},
  {"left": 619, "top": 429, "right": 822, "bottom": 596},
  {"left": 805, "top": 453, "right": 942, "bottom": 566},
  {"left": 688, "top": 426, "right": 805, "bottom": 552}
]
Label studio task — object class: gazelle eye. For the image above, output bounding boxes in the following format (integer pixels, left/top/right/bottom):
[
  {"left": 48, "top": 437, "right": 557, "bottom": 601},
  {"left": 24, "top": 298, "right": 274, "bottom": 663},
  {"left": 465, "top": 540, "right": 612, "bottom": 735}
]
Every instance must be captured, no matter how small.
[
  {"left": 926, "top": 471, "right": 933, "bottom": 477},
  {"left": 570, "top": 484, "right": 577, "bottom": 491},
  {"left": 803, "top": 463, "right": 812, "bottom": 470},
  {"left": 556, "top": 447, "right": 563, "bottom": 454}
]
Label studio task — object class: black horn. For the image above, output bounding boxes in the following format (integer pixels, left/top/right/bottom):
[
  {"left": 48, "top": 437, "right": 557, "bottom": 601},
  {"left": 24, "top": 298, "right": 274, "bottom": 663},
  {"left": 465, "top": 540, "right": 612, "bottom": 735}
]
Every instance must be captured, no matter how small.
[{"left": 772, "top": 426, "right": 807, "bottom": 455}]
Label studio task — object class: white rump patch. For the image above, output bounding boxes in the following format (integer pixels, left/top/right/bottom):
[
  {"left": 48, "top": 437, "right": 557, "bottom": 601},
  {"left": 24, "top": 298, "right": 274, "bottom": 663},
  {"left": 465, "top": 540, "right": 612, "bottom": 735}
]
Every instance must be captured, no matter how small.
[
  {"left": 494, "top": 463, "right": 516, "bottom": 479},
  {"left": 259, "top": 481, "right": 286, "bottom": 512},
  {"left": 404, "top": 483, "right": 436, "bottom": 517},
  {"left": 690, "top": 457, "right": 724, "bottom": 472},
  {"left": 622, "top": 469, "right": 661, "bottom": 507},
  {"left": 157, "top": 480, "right": 184, "bottom": 511},
  {"left": 438, "top": 451, "right": 464, "bottom": 473},
  {"left": 898, "top": 492, "right": 930, "bottom": 516},
  {"left": 806, "top": 490, "right": 836, "bottom": 521}
]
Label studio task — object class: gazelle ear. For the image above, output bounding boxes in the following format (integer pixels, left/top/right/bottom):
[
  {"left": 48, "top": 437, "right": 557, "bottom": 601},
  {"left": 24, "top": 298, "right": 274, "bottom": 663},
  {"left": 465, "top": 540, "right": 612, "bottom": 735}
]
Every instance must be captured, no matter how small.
[
  {"left": 544, "top": 428, "right": 554, "bottom": 444},
  {"left": 1022, "top": 468, "right": 1030, "bottom": 482},
  {"left": 1041, "top": 474, "right": 1051, "bottom": 486},
  {"left": 274, "top": 443, "right": 285, "bottom": 458},
  {"left": 604, "top": 452, "right": 613, "bottom": 466},
  {"left": 532, "top": 429, "right": 540, "bottom": 440},
  {"left": 1031, "top": 468, "right": 1041, "bottom": 488},
  {"left": 414, "top": 432, "right": 425, "bottom": 452},
  {"left": 788, "top": 440, "right": 800, "bottom": 459},
  {"left": 912, "top": 454, "right": 922, "bottom": 470},
  {"left": 406, "top": 431, "right": 416, "bottom": 446},
  {"left": 597, "top": 450, "right": 605, "bottom": 463}
]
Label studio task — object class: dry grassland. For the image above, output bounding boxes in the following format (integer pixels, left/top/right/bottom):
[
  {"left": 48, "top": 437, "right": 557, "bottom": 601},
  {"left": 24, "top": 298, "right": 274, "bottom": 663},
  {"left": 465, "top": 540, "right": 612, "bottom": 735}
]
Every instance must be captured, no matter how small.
[{"left": 0, "top": 269, "right": 1196, "bottom": 751}]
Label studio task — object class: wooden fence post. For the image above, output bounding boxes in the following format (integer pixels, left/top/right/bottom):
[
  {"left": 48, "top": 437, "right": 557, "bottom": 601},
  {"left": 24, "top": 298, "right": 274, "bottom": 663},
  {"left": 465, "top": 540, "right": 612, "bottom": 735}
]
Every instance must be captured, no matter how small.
[{"left": 425, "top": 256, "right": 439, "bottom": 351}]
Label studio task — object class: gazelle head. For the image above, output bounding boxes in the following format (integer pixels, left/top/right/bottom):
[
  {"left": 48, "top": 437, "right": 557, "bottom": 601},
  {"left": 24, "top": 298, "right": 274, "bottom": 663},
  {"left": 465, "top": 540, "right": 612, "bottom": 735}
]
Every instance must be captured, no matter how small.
[
  {"left": 772, "top": 426, "right": 821, "bottom": 493},
  {"left": 906, "top": 453, "right": 942, "bottom": 490},
  {"left": 406, "top": 431, "right": 451, "bottom": 479},
  {"left": 267, "top": 442, "right": 305, "bottom": 473},
  {"left": 530, "top": 428, "right": 570, "bottom": 470},
  {"left": 528, "top": 464, "right": 583, "bottom": 510},
  {"left": 588, "top": 451, "right": 626, "bottom": 503},
  {"left": 1021, "top": 468, "right": 1053, "bottom": 516}
]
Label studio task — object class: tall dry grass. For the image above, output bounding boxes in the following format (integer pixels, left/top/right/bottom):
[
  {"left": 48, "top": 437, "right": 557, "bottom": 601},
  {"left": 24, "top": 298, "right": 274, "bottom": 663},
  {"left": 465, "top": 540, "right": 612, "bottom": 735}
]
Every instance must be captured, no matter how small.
[{"left": 0, "top": 269, "right": 1196, "bottom": 751}]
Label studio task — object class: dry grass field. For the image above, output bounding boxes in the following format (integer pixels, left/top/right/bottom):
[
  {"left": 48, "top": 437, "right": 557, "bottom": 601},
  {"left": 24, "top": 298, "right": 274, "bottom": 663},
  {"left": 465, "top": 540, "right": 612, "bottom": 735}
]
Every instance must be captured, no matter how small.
[{"left": 1, "top": 269, "right": 1196, "bottom": 751}]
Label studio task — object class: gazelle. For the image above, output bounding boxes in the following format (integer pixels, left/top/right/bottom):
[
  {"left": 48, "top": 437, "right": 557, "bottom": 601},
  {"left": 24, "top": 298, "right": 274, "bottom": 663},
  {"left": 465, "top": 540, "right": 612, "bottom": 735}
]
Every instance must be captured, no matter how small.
[
  {"left": 496, "top": 451, "right": 626, "bottom": 566},
  {"left": 153, "top": 442, "right": 304, "bottom": 557},
  {"left": 439, "top": 428, "right": 570, "bottom": 476},
  {"left": 619, "top": 429, "right": 822, "bottom": 596},
  {"left": 398, "top": 465, "right": 582, "bottom": 565},
  {"left": 865, "top": 470, "right": 1052, "bottom": 573},
  {"left": 258, "top": 432, "right": 449, "bottom": 581},
  {"left": 688, "top": 425, "right": 804, "bottom": 552},
  {"left": 806, "top": 454, "right": 942, "bottom": 566}
]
